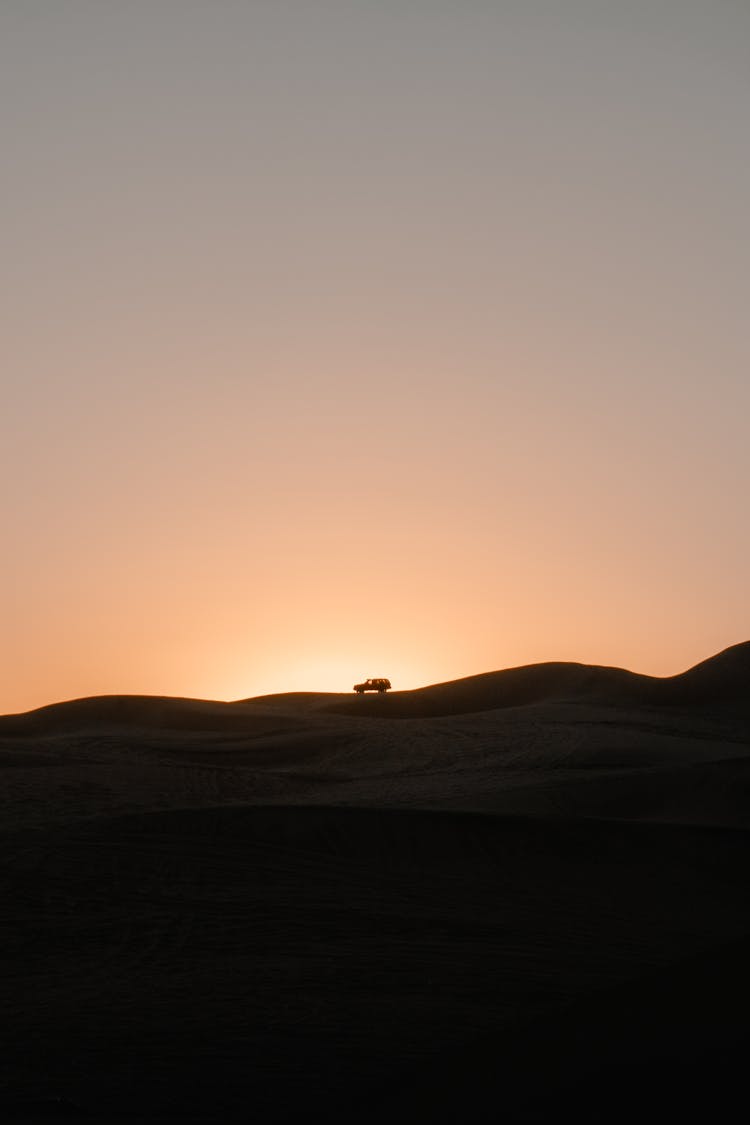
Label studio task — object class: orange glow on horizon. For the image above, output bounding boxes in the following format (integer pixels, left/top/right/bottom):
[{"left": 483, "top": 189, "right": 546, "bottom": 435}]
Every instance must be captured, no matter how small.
[{"left": 4, "top": 612, "right": 742, "bottom": 716}]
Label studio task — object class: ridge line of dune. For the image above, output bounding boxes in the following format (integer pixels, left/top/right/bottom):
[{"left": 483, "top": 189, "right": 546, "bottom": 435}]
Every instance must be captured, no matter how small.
[{"left": 1, "top": 641, "right": 747, "bottom": 729}]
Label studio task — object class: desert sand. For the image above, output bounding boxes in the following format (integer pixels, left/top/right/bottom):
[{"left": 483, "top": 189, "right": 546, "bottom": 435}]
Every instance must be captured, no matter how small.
[{"left": 1, "top": 642, "right": 749, "bottom": 1122}]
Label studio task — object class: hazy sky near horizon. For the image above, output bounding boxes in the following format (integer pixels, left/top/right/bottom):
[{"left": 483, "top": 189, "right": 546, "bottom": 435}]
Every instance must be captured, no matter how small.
[{"left": 3, "top": 1, "right": 749, "bottom": 712}]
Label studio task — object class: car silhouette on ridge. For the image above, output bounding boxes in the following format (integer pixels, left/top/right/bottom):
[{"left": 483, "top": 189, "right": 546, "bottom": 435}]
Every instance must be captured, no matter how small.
[{"left": 353, "top": 678, "right": 391, "bottom": 694}]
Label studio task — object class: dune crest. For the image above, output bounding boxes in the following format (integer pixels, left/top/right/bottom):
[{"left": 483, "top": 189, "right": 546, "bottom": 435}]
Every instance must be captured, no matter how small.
[
  {"left": 1, "top": 641, "right": 748, "bottom": 729},
  {"left": 322, "top": 640, "right": 750, "bottom": 718}
]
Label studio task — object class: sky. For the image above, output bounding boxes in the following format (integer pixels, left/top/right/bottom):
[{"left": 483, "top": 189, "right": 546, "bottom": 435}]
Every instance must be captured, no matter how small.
[{"left": 3, "top": 0, "right": 749, "bottom": 713}]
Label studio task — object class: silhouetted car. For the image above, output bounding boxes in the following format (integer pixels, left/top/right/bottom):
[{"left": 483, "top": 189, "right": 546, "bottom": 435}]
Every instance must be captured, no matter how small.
[{"left": 353, "top": 678, "right": 391, "bottom": 694}]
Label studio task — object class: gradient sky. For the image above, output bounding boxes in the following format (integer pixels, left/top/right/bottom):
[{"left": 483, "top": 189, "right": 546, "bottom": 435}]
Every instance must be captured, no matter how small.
[{"left": 3, "top": 1, "right": 749, "bottom": 713}]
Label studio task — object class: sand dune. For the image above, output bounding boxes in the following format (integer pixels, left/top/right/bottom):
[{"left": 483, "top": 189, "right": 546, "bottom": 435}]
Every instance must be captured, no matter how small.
[
  {"left": 1, "top": 643, "right": 749, "bottom": 1121},
  {"left": 0, "top": 693, "right": 302, "bottom": 736},
  {"left": 322, "top": 640, "right": 750, "bottom": 717},
  {"left": 3, "top": 641, "right": 748, "bottom": 736}
]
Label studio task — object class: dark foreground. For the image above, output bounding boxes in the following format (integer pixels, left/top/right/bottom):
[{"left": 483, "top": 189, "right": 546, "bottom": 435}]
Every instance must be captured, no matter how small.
[{"left": 1, "top": 644, "right": 749, "bottom": 1122}]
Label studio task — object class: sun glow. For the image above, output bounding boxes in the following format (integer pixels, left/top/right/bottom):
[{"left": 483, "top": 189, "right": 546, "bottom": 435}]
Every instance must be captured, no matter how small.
[{"left": 221, "top": 650, "right": 432, "bottom": 702}]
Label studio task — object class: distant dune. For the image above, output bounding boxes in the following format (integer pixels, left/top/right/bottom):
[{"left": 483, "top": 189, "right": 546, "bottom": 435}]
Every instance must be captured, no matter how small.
[
  {"left": 322, "top": 641, "right": 750, "bottom": 717},
  {"left": 0, "top": 692, "right": 301, "bottom": 736},
  {"left": 4, "top": 641, "right": 746, "bottom": 732}
]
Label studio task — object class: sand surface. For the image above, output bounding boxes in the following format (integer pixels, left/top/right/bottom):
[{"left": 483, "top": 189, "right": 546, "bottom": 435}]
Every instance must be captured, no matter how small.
[{"left": 1, "top": 644, "right": 749, "bottom": 1121}]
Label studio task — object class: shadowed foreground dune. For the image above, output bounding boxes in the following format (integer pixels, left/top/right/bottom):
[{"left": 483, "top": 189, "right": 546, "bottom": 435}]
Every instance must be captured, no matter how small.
[{"left": 1, "top": 643, "right": 749, "bottom": 1122}]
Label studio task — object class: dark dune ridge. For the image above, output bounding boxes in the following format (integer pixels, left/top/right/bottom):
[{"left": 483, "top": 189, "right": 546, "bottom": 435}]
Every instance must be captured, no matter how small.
[
  {"left": 2, "top": 640, "right": 749, "bottom": 735},
  {"left": 1, "top": 642, "right": 749, "bottom": 1122},
  {"left": 322, "top": 639, "right": 750, "bottom": 717}
]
